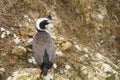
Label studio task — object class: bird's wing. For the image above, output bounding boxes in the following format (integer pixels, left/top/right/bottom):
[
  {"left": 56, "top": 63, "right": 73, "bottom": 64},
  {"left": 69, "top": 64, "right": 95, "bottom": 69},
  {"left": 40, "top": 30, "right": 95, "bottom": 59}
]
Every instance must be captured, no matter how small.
[
  {"left": 32, "top": 33, "right": 55, "bottom": 65},
  {"left": 32, "top": 35, "right": 46, "bottom": 65},
  {"left": 45, "top": 37, "right": 56, "bottom": 63}
]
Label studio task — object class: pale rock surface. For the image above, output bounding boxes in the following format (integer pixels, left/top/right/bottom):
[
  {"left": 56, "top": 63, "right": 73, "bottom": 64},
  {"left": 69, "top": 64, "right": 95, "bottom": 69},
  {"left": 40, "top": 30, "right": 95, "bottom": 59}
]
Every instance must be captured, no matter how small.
[
  {"left": 7, "top": 68, "right": 70, "bottom": 80},
  {"left": 56, "top": 49, "right": 63, "bottom": 56},
  {"left": 28, "top": 56, "right": 37, "bottom": 65},
  {"left": 61, "top": 41, "right": 72, "bottom": 51},
  {"left": 1, "top": 32, "right": 6, "bottom": 38},
  {"left": 12, "top": 46, "right": 26, "bottom": 56},
  {"left": 65, "top": 64, "right": 71, "bottom": 70},
  {"left": 79, "top": 53, "right": 120, "bottom": 80},
  {"left": 13, "top": 37, "right": 21, "bottom": 44},
  {"left": 83, "top": 47, "right": 89, "bottom": 53},
  {"left": 7, "top": 68, "right": 40, "bottom": 80},
  {"left": 1, "top": 27, "right": 5, "bottom": 31},
  {"left": 53, "top": 63, "right": 57, "bottom": 69}
]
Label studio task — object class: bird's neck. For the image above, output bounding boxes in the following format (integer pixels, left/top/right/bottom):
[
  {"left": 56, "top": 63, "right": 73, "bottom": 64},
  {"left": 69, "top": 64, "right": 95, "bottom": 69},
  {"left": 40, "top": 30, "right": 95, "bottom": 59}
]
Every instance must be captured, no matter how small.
[{"left": 37, "top": 29, "right": 49, "bottom": 34}]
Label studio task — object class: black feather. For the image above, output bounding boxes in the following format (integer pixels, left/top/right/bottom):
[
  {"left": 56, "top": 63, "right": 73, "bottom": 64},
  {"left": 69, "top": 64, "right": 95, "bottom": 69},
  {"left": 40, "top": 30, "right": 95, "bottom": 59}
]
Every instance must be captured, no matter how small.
[
  {"left": 40, "top": 49, "right": 53, "bottom": 76},
  {"left": 47, "top": 15, "right": 52, "bottom": 20}
]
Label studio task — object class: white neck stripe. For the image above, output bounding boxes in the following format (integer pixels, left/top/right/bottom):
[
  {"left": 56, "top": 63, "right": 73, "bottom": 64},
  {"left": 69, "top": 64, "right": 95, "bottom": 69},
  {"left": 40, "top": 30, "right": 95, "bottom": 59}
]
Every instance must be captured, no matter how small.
[{"left": 35, "top": 18, "right": 49, "bottom": 30}]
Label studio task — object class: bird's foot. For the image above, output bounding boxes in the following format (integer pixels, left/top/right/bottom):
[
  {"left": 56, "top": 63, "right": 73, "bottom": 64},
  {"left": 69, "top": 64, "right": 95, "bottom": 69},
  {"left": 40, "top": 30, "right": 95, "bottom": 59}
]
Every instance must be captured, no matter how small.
[
  {"left": 37, "top": 74, "right": 44, "bottom": 80},
  {"left": 37, "top": 77, "right": 44, "bottom": 80}
]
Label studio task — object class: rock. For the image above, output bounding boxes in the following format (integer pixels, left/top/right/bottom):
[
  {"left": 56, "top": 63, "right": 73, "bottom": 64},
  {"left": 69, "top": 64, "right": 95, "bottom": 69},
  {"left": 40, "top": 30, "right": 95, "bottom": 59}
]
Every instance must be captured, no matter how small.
[
  {"left": 56, "top": 37, "right": 65, "bottom": 44},
  {"left": 7, "top": 68, "right": 40, "bottom": 80},
  {"left": 95, "top": 53, "right": 119, "bottom": 69},
  {"left": 75, "top": 44, "right": 82, "bottom": 51},
  {"left": 98, "top": 5, "right": 107, "bottom": 16},
  {"left": 76, "top": 8, "right": 80, "bottom": 14},
  {"left": 13, "top": 37, "right": 21, "bottom": 44},
  {"left": 61, "top": 41, "right": 72, "bottom": 51},
  {"left": 53, "top": 74, "right": 69, "bottom": 80},
  {"left": 56, "top": 50, "right": 63, "bottom": 56},
  {"left": 53, "top": 63, "right": 57, "bottom": 69},
  {"left": 45, "top": 74, "right": 53, "bottom": 80},
  {"left": 0, "top": 68, "right": 5, "bottom": 72},
  {"left": 28, "top": 57, "right": 37, "bottom": 64},
  {"left": 13, "top": 34, "right": 17, "bottom": 38},
  {"left": 1, "top": 32, "right": 6, "bottom": 38},
  {"left": 23, "top": 14, "right": 29, "bottom": 18},
  {"left": 91, "top": 11, "right": 104, "bottom": 21},
  {"left": 79, "top": 53, "right": 120, "bottom": 80},
  {"left": 0, "top": 27, "right": 5, "bottom": 31},
  {"left": 7, "top": 68, "right": 70, "bottom": 80},
  {"left": 12, "top": 46, "right": 26, "bottom": 56},
  {"left": 97, "top": 14, "right": 104, "bottom": 21},
  {"left": 0, "top": 29, "right": 11, "bottom": 38},
  {"left": 6, "top": 30, "right": 10, "bottom": 35},
  {"left": 83, "top": 47, "right": 89, "bottom": 53},
  {"left": 65, "top": 64, "right": 71, "bottom": 70},
  {"left": 27, "top": 38, "right": 33, "bottom": 45}
]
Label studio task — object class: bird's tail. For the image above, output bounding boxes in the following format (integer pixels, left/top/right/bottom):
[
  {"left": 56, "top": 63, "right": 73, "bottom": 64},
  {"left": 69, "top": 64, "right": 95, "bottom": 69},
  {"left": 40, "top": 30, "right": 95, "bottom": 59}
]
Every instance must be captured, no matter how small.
[{"left": 41, "top": 67, "right": 48, "bottom": 76}]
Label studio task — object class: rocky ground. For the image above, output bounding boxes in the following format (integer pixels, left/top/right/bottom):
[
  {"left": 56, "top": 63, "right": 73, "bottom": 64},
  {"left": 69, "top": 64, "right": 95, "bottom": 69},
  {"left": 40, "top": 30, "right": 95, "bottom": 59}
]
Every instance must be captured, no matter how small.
[{"left": 0, "top": 0, "right": 120, "bottom": 80}]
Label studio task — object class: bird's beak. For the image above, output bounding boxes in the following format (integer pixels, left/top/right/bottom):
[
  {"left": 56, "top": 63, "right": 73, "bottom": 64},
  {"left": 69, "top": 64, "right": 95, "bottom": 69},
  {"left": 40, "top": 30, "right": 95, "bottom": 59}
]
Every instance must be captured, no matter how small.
[
  {"left": 47, "top": 20, "right": 52, "bottom": 23},
  {"left": 50, "top": 21, "right": 56, "bottom": 23},
  {"left": 47, "top": 19, "right": 56, "bottom": 24}
]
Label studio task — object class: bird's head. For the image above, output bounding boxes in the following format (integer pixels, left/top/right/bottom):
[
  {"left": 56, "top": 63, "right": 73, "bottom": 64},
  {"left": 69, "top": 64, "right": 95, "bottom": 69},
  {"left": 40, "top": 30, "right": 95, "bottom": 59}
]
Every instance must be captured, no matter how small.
[{"left": 35, "top": 15, "right": 53, "bottom": 32}]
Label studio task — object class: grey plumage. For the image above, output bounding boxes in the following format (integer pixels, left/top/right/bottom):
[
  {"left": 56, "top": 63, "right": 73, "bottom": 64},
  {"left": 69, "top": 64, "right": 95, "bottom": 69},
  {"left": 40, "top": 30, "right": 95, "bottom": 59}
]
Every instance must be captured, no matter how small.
[{"left": 33, "top": 28, "right": 55, "bottom": 76}]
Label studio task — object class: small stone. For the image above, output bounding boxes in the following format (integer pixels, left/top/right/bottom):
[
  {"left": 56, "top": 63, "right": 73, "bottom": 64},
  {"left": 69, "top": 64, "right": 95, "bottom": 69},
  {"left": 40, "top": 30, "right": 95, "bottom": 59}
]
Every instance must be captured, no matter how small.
[
  {"left": 13, "top": 34, "right": 17, "bottom": 38},
  {"left": 97, "top": 14, "right": 104, "bottom": 20},
  {"left": 28, "top": 57, "right": 37, "bottom": 64},
  {"left": 7, "top": 68, "right": 70, "bottom": 80},
  {"left": 7, "top": 77, "right": 12, "bottom": 80},
  {"left": 53, "top": 63, "right": 57, "bottom": 69},
  {"left": 18, "top": 24, "right": 22, "bottom": 27},
  {"left": 56, "top": 50, "right": 63, "bottom": 56},
  {"left": 83, "top": 47, "right": 88, "bottom": 53},
  {"left": 12, "top": 46, "right": 26, "bottom": 56},
  {"left": 13, "top": 37, "right": 21, "bottom": 44},
  {"left": 1, "top": 27, "right": 5, "bottom": 31},
  {"left": 12, "top": 69, "right": 21, "bottom": 76},
  {"left": 24, "top": 14, "right": 28, "bottom": 18},
  {"left": 45, "top": 74, "right": 53, "bottom": 80},
  {"left": 76, "top": 8, "right": 80, "bottom": 14},
  {"left": 65, "top": 64, "right": 71, "bottom": 70},
  {"left": 28, "top": 59, "right": 33, "bottom": 63},
  {"left": 1, "top": 32, "right": 6, "bottom": 38},
  {"left": 101, "top": 63, "right": 117, "bottom": 73},
  {"left": 75, "top": 45, "right": 82, "bottom": 51},
  {"left": 7, "top": 68, "right": 40, "bottom": 80},
  {"left": 59, "top": 37, "right": 64, "bottom": 41},
  {"left": 27, "top": 38, "right": 33, "bottom": 45},
  {"left": 0, "top": 68, "right": 5, "bottom": 72},
  {"left": 10, "top": 27, "right": 14, "bottom": 30},
  {"left": 6, "top": 30, "right": 10, "bottom": 35},
  {"left": 28, "top": 18, "right": 31, "bottom": 22},
  {"left": 51, "top": 34, "right": 57, "bottom": 39},
  {"left": 61, "top": 41, "right": 72, "bottom": 51}
]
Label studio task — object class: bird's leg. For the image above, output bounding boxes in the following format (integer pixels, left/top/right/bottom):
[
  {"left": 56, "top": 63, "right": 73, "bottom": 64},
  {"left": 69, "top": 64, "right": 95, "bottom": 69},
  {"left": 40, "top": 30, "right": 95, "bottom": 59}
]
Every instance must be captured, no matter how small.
[
  {"left": 36, "top": 69, "right": 44, "bottom": 80},
  {"left": 40, "top": 74, "right": 42, "bottom": 79},
  {"left": 37, "top": 74, "right": 44, "bottom": 80}
]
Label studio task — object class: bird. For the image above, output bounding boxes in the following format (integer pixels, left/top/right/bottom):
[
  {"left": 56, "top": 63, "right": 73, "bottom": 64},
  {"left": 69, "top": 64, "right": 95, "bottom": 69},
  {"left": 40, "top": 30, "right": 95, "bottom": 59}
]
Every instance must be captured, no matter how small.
[{"left": 32, "top": 15, "right": 55, "bottom": 76}]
